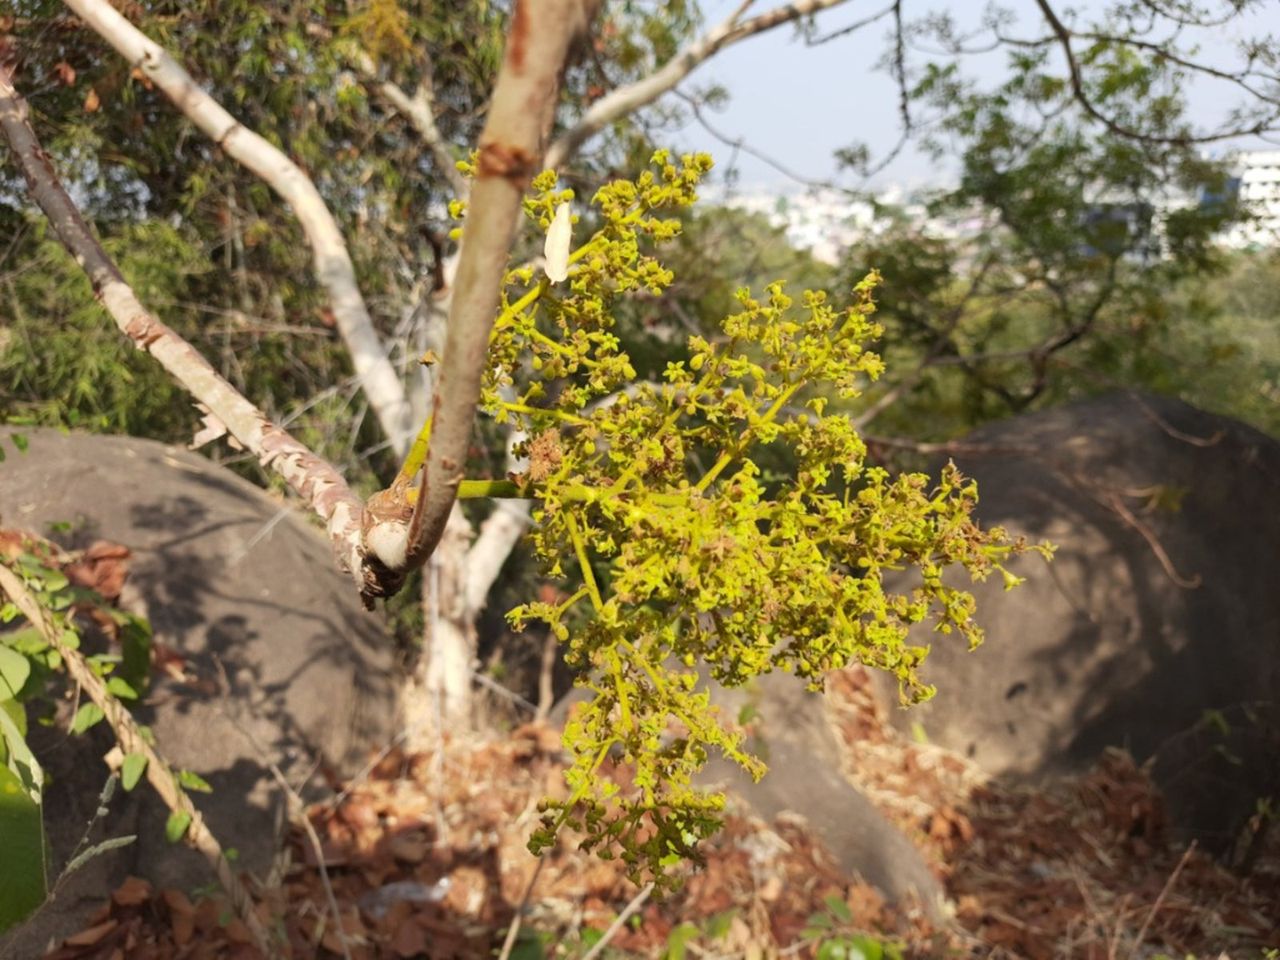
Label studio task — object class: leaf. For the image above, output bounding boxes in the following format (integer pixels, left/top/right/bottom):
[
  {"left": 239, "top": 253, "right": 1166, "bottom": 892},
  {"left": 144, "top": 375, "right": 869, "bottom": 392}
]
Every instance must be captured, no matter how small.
[
  {"left": 0, "top": 697, "right": 26, "bottom": 739},
  {"left": 0, "top": 703, "right": 42, "bottom": 800},
  {"left": 83, "top": 87, "right": 101, "bottom": 113},
  {"left": 0, "top": 763, "right": 46, "bottom": 932},
  {"left": 165, "top": 810, "right": 192, "bottom": 844},
  {"left": 40, "top": 568, "right": 68, "bottom": 592},
  {"left": 706, "top": 909, "right": 736, "bottom": 940},
  {"left": 176, "top": 769, "right": 212, "bottom": 793},
  {"left": 71, "top": 702, "right": 105, "bottom": 734},
  {"left": 121, "top": 753, "right": 148, "bottom": 791},
  {"left": 62, "top": 834, "right": 136, "bottom": 879},
  {"left": 824, "top": 893, "right": 854, "bottom": 924},
  {"left": 663, "top": 922, "right": 699, "bottom": 960},
  {"left": 10, "top": 433, "right": 28, "bottom": 453},
  {"left": 0, "top": 647, "right": 31, "bottom": 700},
  {"left": 106, "top": 677, "right": 139, "bottom": 701},
  {"left": 544, "top": 201, "right": 572, "bottom": 283}
]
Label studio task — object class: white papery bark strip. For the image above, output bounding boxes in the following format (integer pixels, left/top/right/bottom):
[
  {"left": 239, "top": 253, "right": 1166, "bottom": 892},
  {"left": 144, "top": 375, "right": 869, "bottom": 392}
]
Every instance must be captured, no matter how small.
[
  {"left": 61, "top": 0, "right": 415, "bottom": 451},
  {"left": 0, "top": 72, "right": 367, "bottom": 585}
]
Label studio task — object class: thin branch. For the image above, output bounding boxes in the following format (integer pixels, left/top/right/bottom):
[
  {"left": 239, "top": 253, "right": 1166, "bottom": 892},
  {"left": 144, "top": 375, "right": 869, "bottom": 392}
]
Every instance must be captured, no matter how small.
[
  {"left": 0, "top": 69, "right": 376, "bottom": 595},
  {"left": 1130, "top": 842, "right": 1196, "bottom": 950},
  {"left": 404, "top": 0, "right": 600, "bottom": 568},
  {"left": 1031, "top": 0, "right": 1275, "bottom": 143},
  {"left": 0, "top": 562, "right": 270, "bottom": 954},
  {"left": 680, "top": 91, "right": 838, "bottom": 190},
  {"left": 545, "top": 0, "right": 857, "bottom": 169},
  {"left": 353, "top": 50, "right": 470, "bottom": 198},
  {"left": 579, "top": 883, "right": 655, "bottom": 960},
  {"left": 804, "top": 2, "right": 895, "bottom": 45},
  {"left": 497, "top": 859, "right": 546, "bottom": 960},
  {"left": 60, "top": 0, "right": 415, "bottom": 450}
]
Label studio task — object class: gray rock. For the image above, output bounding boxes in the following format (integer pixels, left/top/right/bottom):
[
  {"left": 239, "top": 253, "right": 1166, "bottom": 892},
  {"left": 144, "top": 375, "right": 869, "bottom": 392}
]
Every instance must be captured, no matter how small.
[
  {"left": 0, "top": 429, "right": 397, "bottom": 952},
  {"left": 881, "top": 393, "right": 1279, "bottom": 852}
]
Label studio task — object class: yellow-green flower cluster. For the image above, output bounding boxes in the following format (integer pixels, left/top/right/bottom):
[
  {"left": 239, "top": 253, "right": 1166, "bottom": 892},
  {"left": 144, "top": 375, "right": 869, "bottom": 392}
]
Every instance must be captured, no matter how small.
[{"left": 472, "top": 152, "right": 1046, "bottom": 887}]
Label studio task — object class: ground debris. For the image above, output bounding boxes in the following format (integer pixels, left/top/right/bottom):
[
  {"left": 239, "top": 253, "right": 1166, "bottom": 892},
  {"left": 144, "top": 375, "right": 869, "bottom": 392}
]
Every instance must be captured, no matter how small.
[{"left": 43, "top": 668, "right": 1279, "bottom": 958}]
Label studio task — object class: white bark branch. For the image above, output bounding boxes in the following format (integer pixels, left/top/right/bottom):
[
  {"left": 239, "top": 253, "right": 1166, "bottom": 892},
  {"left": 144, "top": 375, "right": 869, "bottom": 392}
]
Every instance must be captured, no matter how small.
[
  {"left": 545, "top": 0, "right": 855, "bottom": 169},
  {"left": 354, "top": 51, "right": 470, "bottom": 199},
  {"left": 0, "top": 70, "right": 371, "bottom": 593},
  {"left": 466, "top": 501, "right": 530, "bottom": 611},
  {"left": 61, "top": 0, "right": 415, "bottom": 451}
]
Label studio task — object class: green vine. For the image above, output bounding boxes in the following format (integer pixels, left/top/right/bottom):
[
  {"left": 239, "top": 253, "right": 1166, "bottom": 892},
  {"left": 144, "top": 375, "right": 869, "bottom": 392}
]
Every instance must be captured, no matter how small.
[{"left": 443, "top": 151, "right": 1049, "bottom": 887}]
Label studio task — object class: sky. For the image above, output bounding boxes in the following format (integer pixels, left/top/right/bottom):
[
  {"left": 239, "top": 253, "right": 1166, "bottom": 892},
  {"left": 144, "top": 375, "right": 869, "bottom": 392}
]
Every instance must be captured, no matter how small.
[{"left": 664, "top": 0, "right": 1280, "bottom": 192}]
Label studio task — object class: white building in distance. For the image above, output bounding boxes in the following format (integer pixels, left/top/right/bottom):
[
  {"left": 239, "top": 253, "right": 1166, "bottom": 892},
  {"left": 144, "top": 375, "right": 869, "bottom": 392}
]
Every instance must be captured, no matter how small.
[{"left": 1222, "top": 149, "right": 1280, "bottom": 250}]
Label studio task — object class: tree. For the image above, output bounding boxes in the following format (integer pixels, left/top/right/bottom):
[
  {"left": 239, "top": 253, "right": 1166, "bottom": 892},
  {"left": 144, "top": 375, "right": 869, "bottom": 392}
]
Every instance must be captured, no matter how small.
[{"left": 0, "top": 0, "right": 1274, "bottom": 927}]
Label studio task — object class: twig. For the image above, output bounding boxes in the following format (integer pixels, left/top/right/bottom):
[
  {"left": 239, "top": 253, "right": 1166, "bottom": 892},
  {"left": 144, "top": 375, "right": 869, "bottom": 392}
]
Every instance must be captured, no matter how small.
[
  {"left": 536, "top": 631, "right": 557, "bottom": 721},
  {"left": 546, "top": 0, "right": 856, "bottom": 168},
  {"left": 580, "top": 882, "right": 655, "bottom": 960},
  {"left": 1129, "top": 842, "right": 1195, "bottom": 952},
  {"left": 352, "top": 49, "right": 468, "bottom": 199},
  {"left": 0, "top": 562, "right": 271, "bottom": 953},
  {"left": 496, "top": 857, "right": 546, "bottom": 960}
]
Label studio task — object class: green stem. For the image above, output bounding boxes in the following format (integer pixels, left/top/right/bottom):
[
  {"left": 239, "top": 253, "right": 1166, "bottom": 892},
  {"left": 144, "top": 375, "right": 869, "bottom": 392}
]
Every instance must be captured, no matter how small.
[
  {"left": 499, "top": 401, "right": 590, "bottom": 426},
  {"left": 695, "top": 380, "right": 803, "bottom": 494},
  {"left": 565, "top": 512, "right": 604, "bottom": 613}
]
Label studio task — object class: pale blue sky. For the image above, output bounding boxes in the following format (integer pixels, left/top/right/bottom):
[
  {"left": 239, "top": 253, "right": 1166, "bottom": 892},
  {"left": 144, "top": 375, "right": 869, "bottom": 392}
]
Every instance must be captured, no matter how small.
[{"left": 665, "top": 0, "right": 1280, "bottom": 190}]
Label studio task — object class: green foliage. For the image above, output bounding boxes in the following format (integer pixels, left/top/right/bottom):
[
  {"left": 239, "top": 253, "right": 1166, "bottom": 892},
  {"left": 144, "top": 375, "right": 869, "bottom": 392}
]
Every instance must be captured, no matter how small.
[
  {"left": 842, "top": 35, "right": 1252, "bottom": 441},
  {"left": 0, "top": 544, "right": 156, "bottom": 928},
  {"left": 802, "top": 895, "right": 903, "bottom": 960},
  {"left": 457, "top": 154, "right": 1045, "bottom": 887},
  {"left": 0, "top": 762, "right": 45, "bottom": 933}
]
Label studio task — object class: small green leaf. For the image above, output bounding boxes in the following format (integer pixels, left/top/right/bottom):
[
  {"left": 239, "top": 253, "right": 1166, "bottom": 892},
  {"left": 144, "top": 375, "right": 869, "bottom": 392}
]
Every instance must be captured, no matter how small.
[
  {"left": 663, "top": 922, "right": 698, "bottom": 960},
  {"left": 0, "top": 647, "right": 31, "bottom": 700},
  {"left": 40, "top": 569, "right": 68, "bottom": 592},
  {"left": 62, "top": 834, "right": 136, "bottom": 878},
  {"left": 0, "top": 698, "right": 26, "bottom": 739},
  {"left": 121, "top": 753, "right": 148, "bottom": 791},
  {"left": 71, "top": 703, "right": 105, "bottom": 734},
  {"left": 176, "top": 769, "right": 213, "bottom": 793},
  {"left": 6, "top": 627, "right": 48, "bottom": 656},
  {"left": 165, "top": 810, "right": 192, "bottom": 844},
  {"left": 106, "top": 677, "right": 139, "bottom": 700},
  {"left": 706, "top": 909, "right": 736, "bottom": 941},
  {"left": 11, "top": 433, "right": 28, "bottom": 453},
  {"left": 0, "top": 763, "right": 46, "bottom": 932},
  {"left": 824, "top": 893, "right": 853, "bottom": 924}
]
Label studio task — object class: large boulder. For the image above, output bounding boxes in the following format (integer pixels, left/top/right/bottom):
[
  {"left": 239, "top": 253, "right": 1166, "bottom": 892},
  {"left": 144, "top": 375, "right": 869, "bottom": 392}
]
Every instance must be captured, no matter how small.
[
  {"left": 885, "top": 393, "right": 1280, "bottom": 853},
  {"left": 0, "top": 429, "right": 398, "bottom": 951}
]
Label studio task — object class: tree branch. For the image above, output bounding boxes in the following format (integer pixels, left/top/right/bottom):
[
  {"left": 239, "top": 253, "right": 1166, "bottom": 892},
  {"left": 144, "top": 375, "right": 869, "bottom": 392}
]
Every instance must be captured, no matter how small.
[
  {"left": 60, "top": 0, "right": 415, "bottom": 450},
  {"left": 404, "top": 0, "right": 599, "bottom": 569},
  {"left": 1031, "top": 0, "right": 1276, "bottom": 143},
  {"left": 353, "top": 50, "right": 470, "bottom": 199},
  {"left": 0, "top": 68, "right": 377, "bottom": 595},
  {"left": 0, "top": 562, "right": 270, "bottom": 954},
  {"left": 545, "top": 0, "right": 856, "bottom": 169}
]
